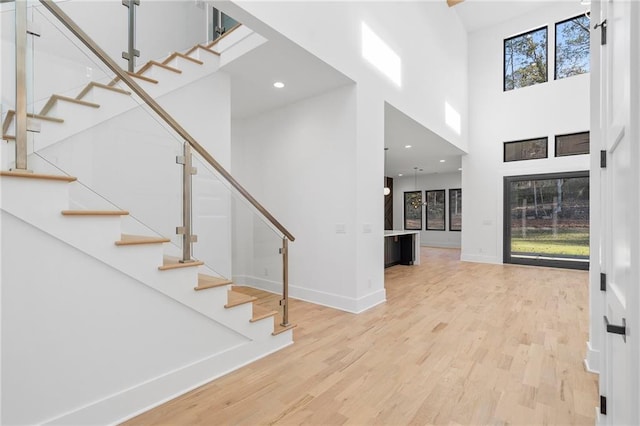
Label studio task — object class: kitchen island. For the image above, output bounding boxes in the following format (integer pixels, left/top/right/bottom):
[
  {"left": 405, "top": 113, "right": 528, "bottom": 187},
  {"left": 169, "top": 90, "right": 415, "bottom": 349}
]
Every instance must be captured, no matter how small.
[{"left": 384, "top": 230, "right": 420, "bottom": 267}]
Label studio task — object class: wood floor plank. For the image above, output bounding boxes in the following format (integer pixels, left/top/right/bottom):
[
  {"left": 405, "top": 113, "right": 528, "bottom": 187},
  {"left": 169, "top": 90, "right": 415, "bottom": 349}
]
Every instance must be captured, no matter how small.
[{"left": 123, "top": 247, "right": 597, "bottom": 425}]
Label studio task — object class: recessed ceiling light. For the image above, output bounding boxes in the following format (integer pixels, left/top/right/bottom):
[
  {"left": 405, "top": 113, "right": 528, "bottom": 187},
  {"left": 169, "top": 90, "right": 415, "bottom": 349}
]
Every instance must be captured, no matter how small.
[
  {"left": 404, "top": 145, "right": 412, "bottom": 149},
  {"left": 458, "top": 168, "right": 462, "bottom": 171},
  {"left": 440, "top": 159, "right": 446, "bottom": 163},
  {"left": 273, "top": 81, "right": 285, "bottom": 88},
  {"left": 398, "top": 173, "right": 403, "bottom": 177}
]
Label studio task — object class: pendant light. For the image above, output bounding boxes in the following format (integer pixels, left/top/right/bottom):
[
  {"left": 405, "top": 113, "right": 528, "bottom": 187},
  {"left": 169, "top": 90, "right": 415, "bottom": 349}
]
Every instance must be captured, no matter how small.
[{"left": 384, "top": 148, "right": 391, "bottom": 196}]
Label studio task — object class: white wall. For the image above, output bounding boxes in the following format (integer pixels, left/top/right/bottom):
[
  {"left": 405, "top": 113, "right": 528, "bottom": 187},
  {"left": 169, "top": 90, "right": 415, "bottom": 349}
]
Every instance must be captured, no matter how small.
[
  {"left": 1, "top": 212, "right": 247, "bottom": 425},
  {"left": 231, "top": 85, "right": 378, "bottom": 312},
  {"left": 462, "top": 2, "right": 590, "bottom": 264},
  {"left": 393, "top": 172, "right": 462, "bottom": 248}
]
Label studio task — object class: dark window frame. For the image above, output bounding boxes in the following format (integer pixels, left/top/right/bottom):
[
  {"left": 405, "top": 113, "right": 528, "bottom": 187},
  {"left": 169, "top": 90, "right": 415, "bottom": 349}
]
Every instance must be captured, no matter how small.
[
  {"left": 504, "top": 137, "right": 549, "bottom": 162},
  {"left": 503, "top": 170, "right": 590, "bottom": 270},
  {"left": 404, "top": 191, "right": 422, "bottom": 230},
  {"left": 554, "top": 14, "right": 591, "bottom": 80},
  {"left": 555, "top": 131, "right": 590, "bottom": 157},
  {"left": 449, "top": 188, "right": 462, "bottom": 232},
  {"left": 425, "top": 189, "right": 446, "bottom": 231},
  {"left": 503, "top": 26, "right": 549, "bottom": 92}
]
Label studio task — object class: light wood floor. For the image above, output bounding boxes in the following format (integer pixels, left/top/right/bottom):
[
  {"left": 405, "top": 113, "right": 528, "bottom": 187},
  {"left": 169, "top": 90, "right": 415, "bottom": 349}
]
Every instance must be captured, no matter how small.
[{"left": 124, "top": 247, "right": 598, "bottom": 425}]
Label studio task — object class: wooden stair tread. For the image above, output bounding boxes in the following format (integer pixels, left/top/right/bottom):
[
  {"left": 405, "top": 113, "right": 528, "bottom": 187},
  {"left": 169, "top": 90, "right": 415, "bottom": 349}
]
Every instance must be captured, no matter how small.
[
  {"left": 1, "top": 170, "right": 77, "bottom": 182},
  {"left": 194, "top": 274, "right": 232, "bottom": 291},
  {"left": 159, "top": 256, "right": 204, "bottom": 271},
  {"left": 5, "top": 109, "right": 64, "bottom": 124},
  {"left": 115, "top": 234, "right": 170, "bottom": 246},
  {"left": 137, "top": 60, "right": 182, "bottom": 75},
  {"left": 162, "top": 52, "right": 204, "bottom": 66},
  {"left": 109, "top": 72, "right": 159, "bottom": 87},
  {"left": 61, "top": 210, "right": 129, "bottom": 216},
  {"left": 40, "top": 95, "right": 100, "bottom": 116},
  {"left": 250, "top": 304, "right": 278, "bottom": 323},
  {"left": 76, "top": 82, "right": 131, "bottom": 100},
  {"left": 185, "top": 44, "right": 220, "bottom": 57},
  {"left": 2, "top": 135, "right": 15, "bottom": 140},
  {"left": 224, "top": 290, "right": 257, "bottom": 308},
  {"left": 272, "top": 323, "right": 297, "bottom": 336}
]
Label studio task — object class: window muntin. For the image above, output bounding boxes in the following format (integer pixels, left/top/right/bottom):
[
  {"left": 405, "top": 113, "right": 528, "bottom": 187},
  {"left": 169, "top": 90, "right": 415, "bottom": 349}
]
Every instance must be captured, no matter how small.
[
  {"left": 504, "top": 137, "right": 548, "bottom": 162},
  {"left": 504, "top": 27, "right": 548, "bottom": 91},
  {"left": 555, "top": 15, "right": 590, "bottom": 80},
  {"left": 555, "top": 131, "right": 590, "bottom": 157}
]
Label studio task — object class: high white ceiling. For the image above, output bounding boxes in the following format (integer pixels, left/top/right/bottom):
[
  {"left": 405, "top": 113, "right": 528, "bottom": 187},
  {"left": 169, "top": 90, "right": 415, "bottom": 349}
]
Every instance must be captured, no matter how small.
[
  {"left": 453, "top": 0, "right": 552, "bottom": 33},
  {"left": 222, "top": 37, "right": 353, "bottom": 119}
]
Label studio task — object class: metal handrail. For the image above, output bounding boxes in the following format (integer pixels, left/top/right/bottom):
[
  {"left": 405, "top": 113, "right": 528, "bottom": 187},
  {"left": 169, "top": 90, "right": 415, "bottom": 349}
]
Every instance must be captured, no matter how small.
[{"left": 38, "top": 0, "right": 295, "bottom": 243}]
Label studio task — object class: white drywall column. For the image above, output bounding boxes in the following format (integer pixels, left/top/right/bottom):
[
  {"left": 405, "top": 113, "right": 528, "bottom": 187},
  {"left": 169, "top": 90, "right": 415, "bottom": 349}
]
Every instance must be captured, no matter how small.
[{"left": 355, "top": 86, "right": 386, "bottom": 311}]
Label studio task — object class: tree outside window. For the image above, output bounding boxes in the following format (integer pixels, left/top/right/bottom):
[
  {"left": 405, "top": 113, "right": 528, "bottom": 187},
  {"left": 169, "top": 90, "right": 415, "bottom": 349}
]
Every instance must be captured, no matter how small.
[
  {"left": 555, "top": 15, "right": 590, "bottom": 79},
  {"left": 504, "top": 27, "right": 548, "bottom": 91}
]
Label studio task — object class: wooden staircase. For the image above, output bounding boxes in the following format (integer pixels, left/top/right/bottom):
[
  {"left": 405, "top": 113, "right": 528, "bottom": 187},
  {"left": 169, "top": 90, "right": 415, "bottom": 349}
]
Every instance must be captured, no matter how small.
[
  {"left": 1, "top": 24, "right": 241, "bottom": 141},
  {"left": 0, "top": 169, "right": 294, "bottom": 338}
]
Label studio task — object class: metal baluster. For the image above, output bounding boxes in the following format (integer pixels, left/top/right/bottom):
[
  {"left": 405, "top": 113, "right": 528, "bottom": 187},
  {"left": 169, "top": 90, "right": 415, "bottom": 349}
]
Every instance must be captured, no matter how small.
[
  {"left": 14, "top": 0, "right": 28, "bottom": 170},
  {"left": 176, "top": 143, "right": 197, "bottom": 263},
  {"left": 280, "top": 237, "right": 290, "bottom": 327},
  {"left": 122, "top": 0, "right": 140, "bottom": 72}
]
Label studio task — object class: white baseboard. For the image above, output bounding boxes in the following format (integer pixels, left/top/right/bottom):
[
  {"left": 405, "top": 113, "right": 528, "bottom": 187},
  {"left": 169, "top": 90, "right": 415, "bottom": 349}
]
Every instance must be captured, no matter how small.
[
  {"left": 233, "top": 276, "right": 387, "bottom": 314},
  {"left": 43, "top": 336, "right": 292, "bottom": 426},
  {"left": 595, "top": 406, "right": 604, "bottom": 426},
  {"left": 584, "top": 341, "right": 600, "bottom": 374},
  {"left": 354, "top": 289, "right": 387, "bottom": 313},
  {"left": 460, "top": 252, "right": 501, "bottom": 264}
]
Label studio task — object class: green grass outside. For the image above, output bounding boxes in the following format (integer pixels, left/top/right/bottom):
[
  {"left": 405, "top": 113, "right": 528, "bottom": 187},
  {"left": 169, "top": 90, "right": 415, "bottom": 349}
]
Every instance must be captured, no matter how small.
[{"left": 511, "top": 228, "right": 589, "bottom": 257}]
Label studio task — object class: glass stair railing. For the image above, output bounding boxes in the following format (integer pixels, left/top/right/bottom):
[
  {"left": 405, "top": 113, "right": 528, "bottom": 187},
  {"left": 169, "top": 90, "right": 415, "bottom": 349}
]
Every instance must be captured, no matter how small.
[{"left": 3, "top": 0, "right": 294, "bottom": 330}]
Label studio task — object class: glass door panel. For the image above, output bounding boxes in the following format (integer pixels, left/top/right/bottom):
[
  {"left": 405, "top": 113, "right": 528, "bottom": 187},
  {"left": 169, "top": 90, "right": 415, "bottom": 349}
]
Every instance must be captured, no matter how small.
[{"left": 504, "top": 172, "right": 589, "bottom": 269}]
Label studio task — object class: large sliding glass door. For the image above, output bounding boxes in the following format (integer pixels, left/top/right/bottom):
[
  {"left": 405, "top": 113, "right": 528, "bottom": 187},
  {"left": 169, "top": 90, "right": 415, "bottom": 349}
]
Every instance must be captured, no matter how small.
[{"left": 504, "top": 171, "right": 589, "bottom": 270}]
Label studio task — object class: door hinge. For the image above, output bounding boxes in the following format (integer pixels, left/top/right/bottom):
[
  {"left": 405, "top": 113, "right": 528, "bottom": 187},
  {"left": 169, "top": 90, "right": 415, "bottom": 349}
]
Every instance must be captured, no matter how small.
[
  {"left": 604, "top": 316, "right": 627, "bottom": 342},
  {"left": 595, "top": 19, "right": 607, "bottom": 45},
  {"left": 600, "top": 150, "right": 607, "bottom": 168},
  {"left": 600, "top": 273, "right": 606, "bottom": 291},
  {"left": 600, "top": 395, "right": 607, "bottom": 415}
]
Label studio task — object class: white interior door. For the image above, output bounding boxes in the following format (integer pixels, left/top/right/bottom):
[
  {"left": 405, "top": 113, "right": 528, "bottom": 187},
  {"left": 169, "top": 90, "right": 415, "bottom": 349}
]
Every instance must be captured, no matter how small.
[{"left": 598, "top": 0, "right": 639, "bottom": 424}]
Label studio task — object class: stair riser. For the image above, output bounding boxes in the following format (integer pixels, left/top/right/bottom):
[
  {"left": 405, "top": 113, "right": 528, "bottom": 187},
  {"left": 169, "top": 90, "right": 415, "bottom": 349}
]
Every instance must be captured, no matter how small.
[
  {"left": 164, "top": 55, "right": 204, "bottom": 73},
  {"left": 2, "top": 178, "right": 70, "bottom": 219},
  {"left": 214, "top": 304, "right": 275, "bottom": 341},
  {"left": 31, "top": 102, "right": 103, "bottom": 155},
  {"left": 152, "top": 281, "right": 229, "bottom": 313},
  {"left": 189, "top": 50, "right": 221, "bottom": 68}
]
